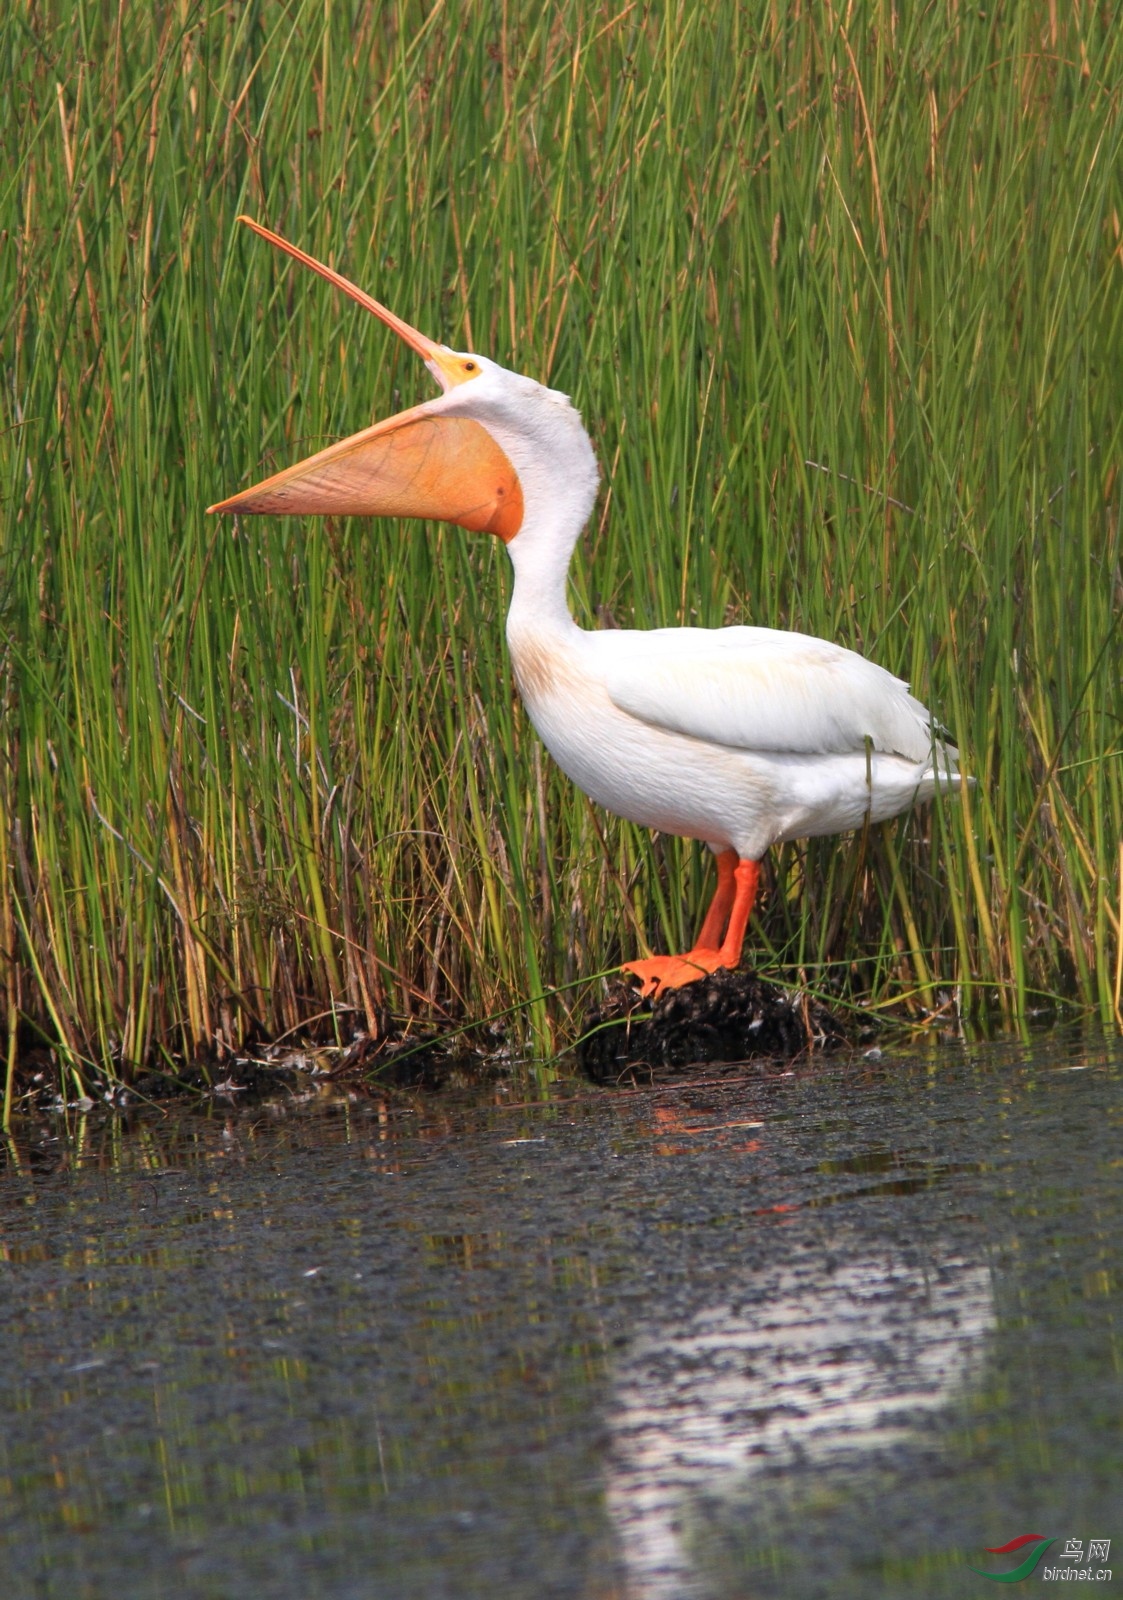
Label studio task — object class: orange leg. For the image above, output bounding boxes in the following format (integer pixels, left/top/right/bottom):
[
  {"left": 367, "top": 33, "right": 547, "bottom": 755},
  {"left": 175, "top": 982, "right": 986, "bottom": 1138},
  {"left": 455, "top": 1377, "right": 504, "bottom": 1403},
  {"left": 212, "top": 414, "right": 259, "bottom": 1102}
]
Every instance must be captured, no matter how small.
[
  {"left": 693, "top": 848, "right": 737, "bottom": 949},
  {"left": 622, "top": 854, "right": 760, "bottom": 998}
]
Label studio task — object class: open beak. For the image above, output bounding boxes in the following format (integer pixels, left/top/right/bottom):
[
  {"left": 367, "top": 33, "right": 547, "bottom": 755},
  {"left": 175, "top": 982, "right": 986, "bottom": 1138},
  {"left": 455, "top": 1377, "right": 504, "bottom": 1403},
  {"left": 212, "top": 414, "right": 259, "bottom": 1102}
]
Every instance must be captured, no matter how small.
[{"left": 207, "top": 218, "right": 523, "bottom": 541}]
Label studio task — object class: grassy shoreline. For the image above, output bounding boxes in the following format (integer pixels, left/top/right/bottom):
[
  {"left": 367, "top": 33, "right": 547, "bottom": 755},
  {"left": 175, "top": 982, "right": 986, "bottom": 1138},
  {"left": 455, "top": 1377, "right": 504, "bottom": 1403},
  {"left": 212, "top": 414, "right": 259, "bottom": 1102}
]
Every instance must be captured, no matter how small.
[{"left": 3, "top": 1, "right": 1122, "bottom": 1100}]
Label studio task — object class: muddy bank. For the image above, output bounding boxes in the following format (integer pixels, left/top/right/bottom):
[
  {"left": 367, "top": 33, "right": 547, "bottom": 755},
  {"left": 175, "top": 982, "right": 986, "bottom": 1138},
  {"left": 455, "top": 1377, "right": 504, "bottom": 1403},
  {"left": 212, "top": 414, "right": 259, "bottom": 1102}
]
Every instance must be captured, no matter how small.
[
  {"left": 10, "top": 972, "right": 852, "bottom": 1110},
  {"left": 578, "top": 968, "right": 850, "bottom": 1084}
]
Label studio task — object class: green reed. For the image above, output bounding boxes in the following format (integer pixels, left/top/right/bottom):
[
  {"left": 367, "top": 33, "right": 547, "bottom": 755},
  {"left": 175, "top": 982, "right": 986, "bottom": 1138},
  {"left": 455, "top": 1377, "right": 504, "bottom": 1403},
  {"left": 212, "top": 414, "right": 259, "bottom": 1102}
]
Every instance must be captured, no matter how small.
[{"left": 2, "top": 0, "right": 1121, "bottom": 1100}]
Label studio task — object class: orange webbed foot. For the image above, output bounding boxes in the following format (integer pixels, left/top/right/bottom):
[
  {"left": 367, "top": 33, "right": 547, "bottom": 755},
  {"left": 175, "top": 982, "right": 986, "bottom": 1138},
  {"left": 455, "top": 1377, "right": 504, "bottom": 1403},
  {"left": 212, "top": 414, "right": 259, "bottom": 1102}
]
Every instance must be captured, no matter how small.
[
  {"left": 621, "top": 855, "right": 760, "bottom": 1000},
  {"left": 621, "top": 949, "right": 730, "bottom": 999}
]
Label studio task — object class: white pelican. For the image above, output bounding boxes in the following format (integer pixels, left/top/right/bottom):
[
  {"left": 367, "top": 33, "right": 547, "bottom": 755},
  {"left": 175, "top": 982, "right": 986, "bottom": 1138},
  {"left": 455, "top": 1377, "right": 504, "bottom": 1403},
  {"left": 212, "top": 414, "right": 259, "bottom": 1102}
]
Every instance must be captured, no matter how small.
[{"left": 211, "top": 219, "right": 962, "bottom": 996}]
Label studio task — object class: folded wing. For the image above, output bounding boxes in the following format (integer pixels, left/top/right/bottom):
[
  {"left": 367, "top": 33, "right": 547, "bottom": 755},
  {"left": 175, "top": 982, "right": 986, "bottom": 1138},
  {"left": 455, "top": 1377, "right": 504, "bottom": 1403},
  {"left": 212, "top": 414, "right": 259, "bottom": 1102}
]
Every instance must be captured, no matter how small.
[{"left": 597, "top": 626, "right": 951, "bottom": 766}]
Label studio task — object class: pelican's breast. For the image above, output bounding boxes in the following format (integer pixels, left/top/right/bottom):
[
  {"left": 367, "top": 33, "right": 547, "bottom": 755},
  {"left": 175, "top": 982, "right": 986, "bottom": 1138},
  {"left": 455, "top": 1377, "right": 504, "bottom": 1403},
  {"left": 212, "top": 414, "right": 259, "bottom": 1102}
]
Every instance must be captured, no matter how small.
[
  {"left": 507, "top": 626, "right": 638, "bottom": 780},
  {"left": 508, "top": 633, "right": 582, "bottom": 706},
  {"left": 504, "top": 624, "right": 776, "bottom": 853}
]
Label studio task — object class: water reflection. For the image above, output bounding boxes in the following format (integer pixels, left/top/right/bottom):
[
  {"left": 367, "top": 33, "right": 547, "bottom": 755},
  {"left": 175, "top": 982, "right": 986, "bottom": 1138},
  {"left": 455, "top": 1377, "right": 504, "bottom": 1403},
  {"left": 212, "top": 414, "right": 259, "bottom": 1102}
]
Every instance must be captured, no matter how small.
[
  {"left": 608, "top": 1248, "right": 994, "bottom": 1598},
  {"left": 0, "top": 1040, "right": 1120, "bottom": 1600}
]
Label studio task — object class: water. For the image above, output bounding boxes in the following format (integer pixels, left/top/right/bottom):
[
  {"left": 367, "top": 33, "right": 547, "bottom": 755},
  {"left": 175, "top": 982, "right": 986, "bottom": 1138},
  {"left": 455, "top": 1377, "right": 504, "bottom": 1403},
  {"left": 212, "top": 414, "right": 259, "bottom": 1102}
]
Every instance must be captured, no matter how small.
[{"left": 1, "top": 1035, "right": 1120, "bottom": 1598}]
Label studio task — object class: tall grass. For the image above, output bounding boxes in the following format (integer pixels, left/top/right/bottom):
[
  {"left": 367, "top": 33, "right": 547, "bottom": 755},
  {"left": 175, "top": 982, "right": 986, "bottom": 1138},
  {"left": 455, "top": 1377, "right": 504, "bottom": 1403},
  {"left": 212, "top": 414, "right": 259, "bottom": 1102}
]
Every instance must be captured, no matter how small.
[{"left": 2, "top": 0, "right": 1121, "bottom": 1097}]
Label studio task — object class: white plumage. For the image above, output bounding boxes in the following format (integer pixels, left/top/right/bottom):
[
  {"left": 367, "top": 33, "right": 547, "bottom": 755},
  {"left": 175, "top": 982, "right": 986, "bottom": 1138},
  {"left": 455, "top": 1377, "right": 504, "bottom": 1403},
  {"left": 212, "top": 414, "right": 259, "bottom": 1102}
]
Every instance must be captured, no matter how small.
[
  {"left": 599, "top": 626, "right": 936, "bottom": 762},
  {"left": 212, "top": 220, "right": 962, "bottom": 994}
]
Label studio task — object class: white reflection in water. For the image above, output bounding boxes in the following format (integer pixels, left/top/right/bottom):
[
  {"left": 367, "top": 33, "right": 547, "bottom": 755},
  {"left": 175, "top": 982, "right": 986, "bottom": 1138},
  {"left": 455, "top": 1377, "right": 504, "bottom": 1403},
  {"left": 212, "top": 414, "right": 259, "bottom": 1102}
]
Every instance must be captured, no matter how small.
[{"left": 606, "top": 1250, "right": 995, "bottom": 1598}]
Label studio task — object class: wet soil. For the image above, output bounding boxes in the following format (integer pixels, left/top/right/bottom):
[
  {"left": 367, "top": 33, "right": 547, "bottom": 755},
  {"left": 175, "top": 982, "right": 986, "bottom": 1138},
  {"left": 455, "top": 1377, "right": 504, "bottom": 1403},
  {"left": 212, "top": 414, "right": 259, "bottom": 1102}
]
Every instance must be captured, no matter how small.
[
  {"left": 579, "top": 967, "right": 850, "bottom": 1083},
  {"left": 14, "top": 972, "right": 854, "bottom": 1109},
  {"left": 12, "top": 1018, "right": 511, "bottom": 1112}
]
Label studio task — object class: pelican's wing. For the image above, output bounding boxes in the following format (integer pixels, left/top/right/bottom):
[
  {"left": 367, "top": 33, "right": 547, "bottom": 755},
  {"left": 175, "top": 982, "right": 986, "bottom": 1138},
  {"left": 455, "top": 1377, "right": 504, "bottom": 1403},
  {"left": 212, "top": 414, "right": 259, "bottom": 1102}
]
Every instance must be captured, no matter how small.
[{"left": 596, "top": 626, "right": 946, "bottom": 763}]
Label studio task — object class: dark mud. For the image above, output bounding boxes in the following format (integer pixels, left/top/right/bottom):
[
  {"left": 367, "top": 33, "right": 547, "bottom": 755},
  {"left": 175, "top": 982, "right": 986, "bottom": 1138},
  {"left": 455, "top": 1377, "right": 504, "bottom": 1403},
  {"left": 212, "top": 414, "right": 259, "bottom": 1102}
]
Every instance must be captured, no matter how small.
[
  {"left": 329, "top": 1021, "right": 515, "bottom": 1090},
  {"left": 12, "top": 1018, "right": 512, "bottom": 1112},
  {"left": 14, "top": 973, "right": 853, "bottom": 1110},
  {"left": 579, "top": 968, "right": 850, "bottom": 1083}
]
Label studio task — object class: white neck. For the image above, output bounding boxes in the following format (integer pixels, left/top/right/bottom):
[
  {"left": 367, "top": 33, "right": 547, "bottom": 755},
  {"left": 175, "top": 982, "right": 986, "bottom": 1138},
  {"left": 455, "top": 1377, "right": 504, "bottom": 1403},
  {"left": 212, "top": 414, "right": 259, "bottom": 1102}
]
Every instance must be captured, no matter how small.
[
  {"left": 452, "top": 364, "right": 600, "bottom": 645},
  {"left": 504, "top": 505, "right": 585, "bottom": 638}
]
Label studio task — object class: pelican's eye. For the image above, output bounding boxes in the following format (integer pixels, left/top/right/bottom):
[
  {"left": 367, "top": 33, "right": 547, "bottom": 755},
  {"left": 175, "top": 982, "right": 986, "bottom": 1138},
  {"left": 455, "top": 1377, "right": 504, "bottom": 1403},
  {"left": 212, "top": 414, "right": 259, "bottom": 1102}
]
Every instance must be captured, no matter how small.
[{"left": 432, "top": 350, "right": 484, "bottom": 389}]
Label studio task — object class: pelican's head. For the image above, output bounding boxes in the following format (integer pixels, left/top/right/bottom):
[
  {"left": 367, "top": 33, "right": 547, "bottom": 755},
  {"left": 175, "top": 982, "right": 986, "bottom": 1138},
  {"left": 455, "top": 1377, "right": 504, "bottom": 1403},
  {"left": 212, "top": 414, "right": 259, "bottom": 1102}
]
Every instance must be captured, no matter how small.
[{"left": 208, "top": 219, "right": 599, "bottom": 557}]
